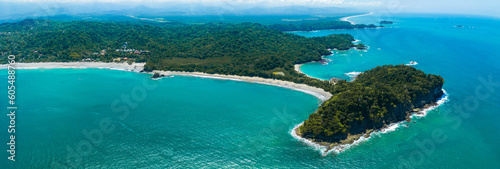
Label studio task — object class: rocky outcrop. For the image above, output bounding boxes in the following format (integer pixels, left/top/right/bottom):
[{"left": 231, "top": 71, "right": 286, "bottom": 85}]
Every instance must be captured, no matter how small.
[
  {"left": 297, "top": 65, "right": 445, "bottom": 145},
  {"left": 350, "top": 84, "right": 444, "bottom": 135}
]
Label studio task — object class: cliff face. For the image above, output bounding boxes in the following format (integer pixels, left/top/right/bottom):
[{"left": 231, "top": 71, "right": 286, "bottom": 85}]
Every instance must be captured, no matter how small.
[
  {"left": 298, "top": 65, "right": 445, "bottom": 144},
  {"left": 352, "top": 84, "right": 444, "bottom": 133}
]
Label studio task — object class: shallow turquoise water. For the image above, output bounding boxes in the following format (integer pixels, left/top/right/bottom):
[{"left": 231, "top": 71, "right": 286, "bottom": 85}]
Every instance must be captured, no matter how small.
[
  {"left": 0, "top": 69, "right": 327, "bottom": 168},
  {"left": 295, "top": 14, "right": 500, "bottom": 168},
  {"left": 1, "top": 14, "right": 500, "bottom": 168}
]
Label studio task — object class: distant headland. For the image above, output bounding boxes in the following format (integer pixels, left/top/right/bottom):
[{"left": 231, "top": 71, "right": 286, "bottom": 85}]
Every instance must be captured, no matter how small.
[{"left": 380, "top": 20, "right": 394, "bottom": 24}]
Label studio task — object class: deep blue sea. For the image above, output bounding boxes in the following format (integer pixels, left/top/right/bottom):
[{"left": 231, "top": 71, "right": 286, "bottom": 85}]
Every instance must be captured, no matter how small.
[{"left": 1, "top": 14, "right": 500, "bottom": 168}]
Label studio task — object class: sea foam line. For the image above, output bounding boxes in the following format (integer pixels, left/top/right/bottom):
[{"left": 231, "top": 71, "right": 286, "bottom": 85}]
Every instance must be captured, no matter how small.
[
  {"left": 344, "top": 71, "right": 362, "bottom": 78},
  {"left": 291, "top": 89, "right": 449, "bottom": 156},
  {"left": 411, "top": 89, "right": 449, "bottom": 118},
  {"left": 290, "top": 122, "right": 328, "bottom": 152}
]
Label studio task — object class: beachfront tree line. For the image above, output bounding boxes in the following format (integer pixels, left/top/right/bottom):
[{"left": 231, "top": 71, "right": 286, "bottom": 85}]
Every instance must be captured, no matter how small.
[
  {"left": 266, "top": 21, "right": 378, "bottom": 32},
  {"left": 0, "top": 19, "right": 445, "bottom": 144},
  {"left": 0, "top": 19, "right": 362, "bottom": 93},
  {"left": 0, "top": 19, "right": 369, "bottom": 63}
]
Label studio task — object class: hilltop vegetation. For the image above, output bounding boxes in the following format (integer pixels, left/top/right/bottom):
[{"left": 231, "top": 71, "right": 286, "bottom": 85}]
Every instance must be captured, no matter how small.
[
  {"left": 0, "top": 19, "right": 445, "bottom": 146},
  {"left": 298, "top": 65, "right": 444, "bottom": 143},
  {"left": 267, "top": 21, "right": 378, "bottom": 31},
  {"left": 0, "top": 19, "right": 359, "bottom": 92}
]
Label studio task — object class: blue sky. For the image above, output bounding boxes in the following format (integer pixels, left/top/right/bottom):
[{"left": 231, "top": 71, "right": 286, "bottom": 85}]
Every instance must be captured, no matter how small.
[{"left": 1, "top": 0, "right": 499, "bottom": 18}]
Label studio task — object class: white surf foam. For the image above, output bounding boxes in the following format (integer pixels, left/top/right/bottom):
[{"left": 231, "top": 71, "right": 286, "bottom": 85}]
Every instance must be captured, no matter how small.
[
  {"left": 411, "top": 89, "right": 448, "bottom": 118},
  {"left": 344, "top": 71, "right": 362, "bottom": 78},
  {"left": 290, "top": 122, "right": 328, "bottom": 152},
  {"left": 292, "top": 89, "right": 449, "bottom": 156},
  {"left": 406, "top": 61, "right": 418, "bottom": 66}
]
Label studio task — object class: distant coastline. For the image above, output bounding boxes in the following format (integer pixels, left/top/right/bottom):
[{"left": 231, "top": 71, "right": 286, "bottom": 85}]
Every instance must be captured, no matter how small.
[
  {"left": 340, "top": 13, "right": 373, "bottom": 25},
  {"left": 1, "top": 62, "right": 332, "bottom": 101}
]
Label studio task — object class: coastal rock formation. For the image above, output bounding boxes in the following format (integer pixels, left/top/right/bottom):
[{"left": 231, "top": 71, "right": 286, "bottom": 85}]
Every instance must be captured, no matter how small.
[
  {"left": 297, "top": 65, "right": 444, "bottom": 145},
  {"left": 380, "top": 20, "right": 394, "bottom": 24}
]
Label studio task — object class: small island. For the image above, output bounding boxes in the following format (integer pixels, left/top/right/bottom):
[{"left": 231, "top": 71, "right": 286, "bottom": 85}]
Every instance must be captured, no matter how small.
[
  {"left": 355, "top": 43, "right": 367, "bottom": 50},
  {"left": 380, "top": 20, "right": 394, "bottom": 24},
  {"left": 296, "top": 65, "right": 444, "bottom": 151}
]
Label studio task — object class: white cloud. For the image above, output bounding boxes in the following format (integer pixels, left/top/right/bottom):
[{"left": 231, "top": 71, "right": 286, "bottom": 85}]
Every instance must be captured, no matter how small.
[
  {"left": 0, "top": 0, "right": 385, "bottom": 9},
  {"left": 346, "top": 1, "right": 382, "bottom": 6},
  {"left": 213, "top": 0, "right": 346, "bottom": 6}
]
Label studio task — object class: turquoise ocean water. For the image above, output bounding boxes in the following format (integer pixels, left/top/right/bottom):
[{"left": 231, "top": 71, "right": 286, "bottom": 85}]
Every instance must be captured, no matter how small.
[{"left": 2, "top": 14, "right": 500, "bottom": 168}]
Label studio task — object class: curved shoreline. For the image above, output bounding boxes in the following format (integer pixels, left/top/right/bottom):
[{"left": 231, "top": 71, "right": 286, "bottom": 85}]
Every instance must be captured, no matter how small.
[
  {"left": 340, "top": 12, "right": 373, "bottom": 25},
  {"left": 153, "top": 70, "right": 332, "bottom": 101},
  {"left": 3, "top": 62, "right": 447, "bottom": 156},
  {"left": 0, "top": 62, "right": 332, "bottom": 101},
  {"left": 294, "top": 64, "right": 318, "bottom": 79}
]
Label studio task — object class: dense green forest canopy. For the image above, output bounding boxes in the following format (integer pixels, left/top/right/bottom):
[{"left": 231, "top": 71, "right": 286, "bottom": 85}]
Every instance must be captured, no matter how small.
[
  {"left": 0, "top": 20, "right": 445, "bottom": 144},
  {"left": 0, "top": 19, "right": 361, "bottom": 92},
  {"left": 299, "top": 65, "right": 444, "bottom": 143},
  {"left": 267, "top": 21, "right": 378, "bottom": 31}
]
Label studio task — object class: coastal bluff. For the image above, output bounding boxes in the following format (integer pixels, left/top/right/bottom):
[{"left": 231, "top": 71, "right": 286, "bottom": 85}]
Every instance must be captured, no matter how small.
[{"left": 296, "top": 65, "right": 445, "bottom": 147}]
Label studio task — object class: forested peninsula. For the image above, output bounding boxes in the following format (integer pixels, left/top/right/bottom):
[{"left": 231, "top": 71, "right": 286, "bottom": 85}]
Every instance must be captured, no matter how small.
[
  {"left": 267, "top": 21, "right": 379, "bottom": 31},
  {"left": 0, "top": 19, "right": 444, "bottom": 148},
  {"left": 297, "top": 65, "right": 444, "bottom": 148}
]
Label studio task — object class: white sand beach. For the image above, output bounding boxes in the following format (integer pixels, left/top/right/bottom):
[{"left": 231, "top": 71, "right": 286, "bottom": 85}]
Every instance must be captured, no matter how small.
[
  {"left": 340, "top": 13, "right": 373, "bottom": 25},
  {"left": 294, "top": 63, "right": 332, "bottom": 82},
  {"left": 1, "top": 62, "right": 332, "bottom": 101},
  {"left": 294, "top": 64, "right": 320, "bottom": 79},
  {"left": 0, "top": 62, "right": 145, "bottom": 72},
  {"left": 154, "top": 70, "right": 332, "bottom": 101},
  {"left": 294, "top": 64, "right": 306, "bottom": 75}
]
